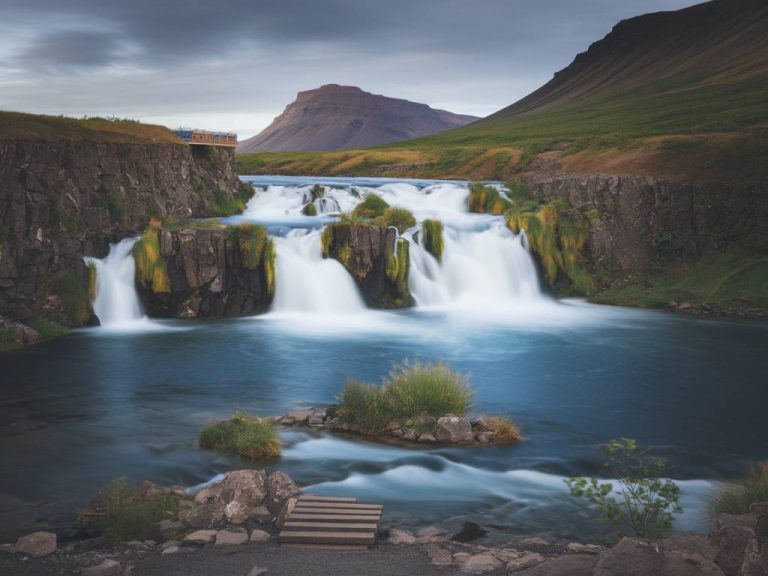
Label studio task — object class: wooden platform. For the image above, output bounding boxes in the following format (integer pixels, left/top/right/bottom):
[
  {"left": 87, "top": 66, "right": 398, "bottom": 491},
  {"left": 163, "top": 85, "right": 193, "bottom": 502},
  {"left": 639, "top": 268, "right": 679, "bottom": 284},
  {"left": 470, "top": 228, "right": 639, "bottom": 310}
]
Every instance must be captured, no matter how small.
[{"left": 278, "top": 494, "right": 383, "bottom": 549}]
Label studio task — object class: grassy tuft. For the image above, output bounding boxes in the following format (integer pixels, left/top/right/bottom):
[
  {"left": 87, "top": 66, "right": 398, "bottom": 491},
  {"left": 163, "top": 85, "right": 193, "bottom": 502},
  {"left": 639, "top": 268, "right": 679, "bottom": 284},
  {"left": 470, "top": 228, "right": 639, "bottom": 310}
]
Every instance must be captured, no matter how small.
[
  {"left": 487, "top": 416, "right": 522, "bottom": 442},
  {"left": 199, "top": 412, "right": 281, "bottom": 460},
  {"left": 235, "top": 222, "right": 269, "bottom": 270},
  {"left": 468, "top": 183, "right": 511, "bottom": 214},
  {"left": 421, "top": 219, "right": 444, "bottom": 262},
  {"left": 375, "top": 207, "right": 416, "bottom": 234},
  {"left": 711, "top": 463, "right": 768, "bottom": 515},
  {"left": 337, "top": 361, "right": 474, "bottom": 434},
  {"left": 133, "top": 225, "right": 171, "bottom": 293},
  {"left": 352, "top": 194, "right": 389, "bottom": 219}
]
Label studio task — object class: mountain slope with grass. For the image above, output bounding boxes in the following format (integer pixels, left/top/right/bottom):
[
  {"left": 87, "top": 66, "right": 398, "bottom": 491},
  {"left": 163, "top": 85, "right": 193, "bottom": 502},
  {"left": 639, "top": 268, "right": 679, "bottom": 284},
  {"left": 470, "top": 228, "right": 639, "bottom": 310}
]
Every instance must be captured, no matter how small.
[{"left": 237, "top": 84, "right": 478, "bottom": 152}]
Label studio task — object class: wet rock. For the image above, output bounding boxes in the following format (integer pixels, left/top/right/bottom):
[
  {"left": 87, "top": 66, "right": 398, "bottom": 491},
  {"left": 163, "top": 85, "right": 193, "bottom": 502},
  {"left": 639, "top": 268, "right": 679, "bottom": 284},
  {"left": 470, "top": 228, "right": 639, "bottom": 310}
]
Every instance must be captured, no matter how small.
[
  {"left": 566, "top": 542, "right": 603, "bottom": 555},
  {"left": 402, "top": 429, "right": 419, "bottom": 441},
  {"left": 593, "top": 538, "right": 662, "bottom": 576},
  {"left": 250, "top": 530, "right": 271, "bottom": 543},
  {"left": 162, "top": 546, "right": 180, "bottom": 556},
  {"left": 460, "top": 552, "right": 503, "bottom": 573},
  {"left": 451, "top": 521, "right": 488, "bottom": 543},
  {"left": 418, "top": 432, "right": 437, "bottom": 443},
  {"left": 184, "top": 530, "right": 218, "bottom": 545},
  {"left": 520, "top": 555, "right": 598, "bottom": 576},
  {"left": 476, "top": 431, "right": 494, "bottom": 444},
  {"left": 435, "top": 415, "right": 474, "bottom": 443},
  {"left": 265, "top": 472, "right": 300, "bottom": 514},
  {"left": 81, "top": 559, "right": 121, "bottom": 576},
  {"left": 215, "top": 530, "right": 249, "bottom": 546},
  {"left": 426, "top": 545, "right": 453, "bottom": 566},
  {"left": 388, "top": 529, "right": 417, "bottom": 545},
  {"left": 123, "top": 540, "right": 149, "bottom": 552},
  {"left": 0, "top": 319, "right": 40, "bottom": 347},
  {"left": 280, "top": 411, "right": 313, "bottom": 426},
  {"left": 14, "top": 531, "right": 57, "bottom": 558},
  {"left": 507, "top": 553, "right": 545, "bottom": 572},
  {"left": 416, "top": 526, "right": 449, "bottom": 543}
]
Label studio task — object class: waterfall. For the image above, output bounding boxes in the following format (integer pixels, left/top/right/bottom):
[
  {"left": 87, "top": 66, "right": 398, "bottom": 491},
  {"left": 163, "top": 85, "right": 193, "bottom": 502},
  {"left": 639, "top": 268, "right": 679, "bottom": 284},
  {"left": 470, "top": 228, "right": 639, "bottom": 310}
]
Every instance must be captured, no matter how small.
[
  {"left": 84, "top": 238, "right": 145, "bottom": 328},
  {"left": 271, "top": 229, "right": 367, "bottom": 315}
]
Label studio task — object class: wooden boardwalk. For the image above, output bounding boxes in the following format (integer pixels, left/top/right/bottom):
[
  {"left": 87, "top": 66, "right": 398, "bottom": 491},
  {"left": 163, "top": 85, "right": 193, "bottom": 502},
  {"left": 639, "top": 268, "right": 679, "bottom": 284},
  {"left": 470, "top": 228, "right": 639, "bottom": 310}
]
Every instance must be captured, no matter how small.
[{"left": 278, "top": 494, "right": 383, "bottom": 549}]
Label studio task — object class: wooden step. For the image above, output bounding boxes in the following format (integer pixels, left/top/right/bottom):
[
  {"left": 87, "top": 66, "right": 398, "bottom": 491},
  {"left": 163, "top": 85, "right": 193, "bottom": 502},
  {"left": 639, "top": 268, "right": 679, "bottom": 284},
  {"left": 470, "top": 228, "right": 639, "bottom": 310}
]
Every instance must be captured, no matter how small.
[
  {"left": 293, "top": 507, "right": 381, "bottom": 516},
  {"left": 279, "top": 530, "right": 375, "bottom": 545},
  {"left": 282, "top": 522, "right": 379, "bottom": 532},
  {"left": 288, "top": 513, "right": 381, "bottom": 523},
  {"left": 294, "top": 502, "right": 383, "bottom": 511},
  {"left": 299, "top": 495, "right": 357, "bottom": 503}
]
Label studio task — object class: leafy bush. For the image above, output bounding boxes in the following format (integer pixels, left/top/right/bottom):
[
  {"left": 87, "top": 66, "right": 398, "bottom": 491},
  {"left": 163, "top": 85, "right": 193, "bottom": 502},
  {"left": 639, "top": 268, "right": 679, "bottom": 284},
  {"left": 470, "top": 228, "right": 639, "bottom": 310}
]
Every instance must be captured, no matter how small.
[
  {"left": 79, "top": 477, "right": 179, "bottom": 545},
  {"left": 566, "top": 438, "right": 682, "bottom": 541},
  {"left": 375, "top": 207, "right": 416, "bottom": 234},
  {"left": 337, "top": 361, "right": 474, "bottom": 434},
  {"left": 467, "top": 183, "right": 511, "bottom": 214},
  {"left": 352, "top": 194, "right": 389, "bottom": 219},
  {"left": 711, "top": 463, "right": 768, "bottom": 515},
  {"left": 199, "top": 412, "right": 281, "bottom": 460},
  {"left": 421, "top": 219, "right": 444, "bottom": 262}
]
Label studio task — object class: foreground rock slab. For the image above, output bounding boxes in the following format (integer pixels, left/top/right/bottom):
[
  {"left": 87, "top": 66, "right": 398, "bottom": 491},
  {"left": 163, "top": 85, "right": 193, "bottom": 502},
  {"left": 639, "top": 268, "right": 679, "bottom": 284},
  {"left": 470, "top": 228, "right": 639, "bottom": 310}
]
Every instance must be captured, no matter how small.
[{"left": 14, "top": 531, "right": 56, "bottom": 558}]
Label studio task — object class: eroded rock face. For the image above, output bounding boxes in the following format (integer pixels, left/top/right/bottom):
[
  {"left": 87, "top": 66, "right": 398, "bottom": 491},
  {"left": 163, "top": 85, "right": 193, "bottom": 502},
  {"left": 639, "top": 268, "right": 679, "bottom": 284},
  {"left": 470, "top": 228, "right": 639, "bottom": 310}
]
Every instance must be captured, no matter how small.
[
  {"left": 182, "top": 470, "right": 270, "bottom": 527},
  {"left": 321, "top": 223, "right": 413, "bottom": 308},
  {"left": 0, "top": 140, "right": 249, "bottom": 326},
  {"left": 136, "top": 225, "right": 274, "bottom": 318}
]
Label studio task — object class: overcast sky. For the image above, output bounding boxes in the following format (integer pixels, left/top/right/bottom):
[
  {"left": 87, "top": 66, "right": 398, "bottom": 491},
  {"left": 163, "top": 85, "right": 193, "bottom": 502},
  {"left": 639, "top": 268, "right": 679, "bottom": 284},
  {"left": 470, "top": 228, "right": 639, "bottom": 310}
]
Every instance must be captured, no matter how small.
[{"left": 0, "top": 0, "right": 698, "bottom": 139}]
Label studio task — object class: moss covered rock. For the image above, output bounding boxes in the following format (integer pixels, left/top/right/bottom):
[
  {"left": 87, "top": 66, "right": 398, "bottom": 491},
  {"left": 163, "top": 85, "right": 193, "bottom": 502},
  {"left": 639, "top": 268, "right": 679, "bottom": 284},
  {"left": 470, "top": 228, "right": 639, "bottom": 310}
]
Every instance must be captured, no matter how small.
[{"left": 420, "top": 219, "right": 444, "bottom": 262}]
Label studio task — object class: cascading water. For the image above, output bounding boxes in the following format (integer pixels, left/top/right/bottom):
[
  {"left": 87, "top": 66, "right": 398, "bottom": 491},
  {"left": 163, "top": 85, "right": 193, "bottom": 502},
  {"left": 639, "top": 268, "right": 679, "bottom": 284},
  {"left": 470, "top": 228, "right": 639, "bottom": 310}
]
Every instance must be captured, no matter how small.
[{"left": 84, "top": 238, "right": 146, "bottom": 328}]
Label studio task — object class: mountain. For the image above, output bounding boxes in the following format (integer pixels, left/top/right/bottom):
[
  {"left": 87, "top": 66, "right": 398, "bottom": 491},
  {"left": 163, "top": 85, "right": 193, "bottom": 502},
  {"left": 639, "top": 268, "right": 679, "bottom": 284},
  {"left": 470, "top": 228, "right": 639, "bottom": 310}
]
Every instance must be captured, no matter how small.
[{"left": 236, "top": 84, "right": 478, "bottom": 152}]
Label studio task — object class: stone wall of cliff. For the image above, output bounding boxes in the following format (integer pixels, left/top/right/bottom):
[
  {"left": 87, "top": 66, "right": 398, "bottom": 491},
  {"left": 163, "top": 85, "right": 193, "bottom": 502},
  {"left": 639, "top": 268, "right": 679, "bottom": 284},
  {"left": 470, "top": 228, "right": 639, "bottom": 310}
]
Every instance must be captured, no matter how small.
[{"left": 0, "top": 141, "right": 252, "bottom": 326}]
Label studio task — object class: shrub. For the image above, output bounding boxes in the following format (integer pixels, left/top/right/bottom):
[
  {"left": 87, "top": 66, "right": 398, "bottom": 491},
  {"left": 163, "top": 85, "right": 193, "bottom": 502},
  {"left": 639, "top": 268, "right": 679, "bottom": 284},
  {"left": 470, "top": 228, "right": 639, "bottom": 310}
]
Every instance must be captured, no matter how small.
[
  {"left": 199, "top": 412, "right": 281, "bottom": 460},
  {"left": 421, "top": 219, "right": 444, "bottom": 262},
  {"left": 711, "top": 463, "right": 768, "bottom": 515},
  {"left": 488, "top": 416, "right": 522, "bottom": 443},
  {"left": 352, "top": 194, "right": 389, "bottom": 219},
  {"left": 79, "top": 477, "right": 179, "bottom": 545},
  {"left": 566, "top": 438, "right": 682, "bottom": 541},
  {"left": 375, "top": 207, "right": 416, "bottom": 234},
  {"left": 302, "top": 202, "right": 318, "bottom": 216},
  {"left": 467, "top": 182, "right": 511, "bottom": 214},
  {"left": 337, "top": 361, "right": 474, "bottom": 434},
  {"left": 310, "top": 184, "right": 325, "bottom": 200},
  {"left": 133, "top": 226, "right": 171, "bottom": 293}
]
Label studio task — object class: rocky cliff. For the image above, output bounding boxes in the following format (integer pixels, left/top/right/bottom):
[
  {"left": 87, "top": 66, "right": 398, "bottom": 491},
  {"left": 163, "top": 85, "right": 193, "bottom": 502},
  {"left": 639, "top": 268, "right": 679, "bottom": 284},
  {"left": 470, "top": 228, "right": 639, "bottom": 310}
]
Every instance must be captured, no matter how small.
[
  {"left": 321, "top": 222, "right": 413, "bottom": 308},
  {"left": 0, "top": 119, "right": 253, "bottom": 330},
  {"left": 237, "top": 84, "right": 478, "bottom": 152},
  {"left": 133, "top": 223, "right": 275, "bottom": 318}
]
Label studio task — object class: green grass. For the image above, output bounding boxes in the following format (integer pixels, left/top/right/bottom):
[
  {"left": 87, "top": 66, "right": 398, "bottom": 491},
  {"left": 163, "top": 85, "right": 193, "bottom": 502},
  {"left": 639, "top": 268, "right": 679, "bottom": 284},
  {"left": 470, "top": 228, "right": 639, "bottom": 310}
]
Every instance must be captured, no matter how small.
[
  {"left": 199, "top": 412, "right": 281, "bottom": 460},
  {"left": 133, "top": 225, "right": 171, "bottom": 293},
  {"left": 337, "top": 361, "right": 474, "bottom": 434},
  {"left": 711, "top": 463, "right": 768, "bottom": 515},
  {"left": 421, "top": 219, "right": 444, "bottom": 262},
  {"left": 375, "top": 207, "right": 416, "bottom": 234},
  {"left": 78, "top": 477, "right": 179, "bottom": 545},
  {"left": 28, "top": 318, "right": 69, "bottom": 340},
  {"left": 208, "top": 181, "right": 255, "bottom": 217},
  {"left": 467, "top": 183, "right": 511, "bottom": 214},
  {"left": 352, "top": 194, "right": 389, "bottom": 219}
]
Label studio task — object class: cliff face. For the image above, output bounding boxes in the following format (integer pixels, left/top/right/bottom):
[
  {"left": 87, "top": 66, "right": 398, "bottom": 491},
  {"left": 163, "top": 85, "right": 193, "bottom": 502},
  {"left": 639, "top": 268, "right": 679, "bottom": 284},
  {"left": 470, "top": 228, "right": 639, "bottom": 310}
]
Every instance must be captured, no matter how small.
[
  {"left": 0, "top": 140, "right": 251, "bottom": 327},
  {"left": 321, "top": 223, "right": 413, "bottom": 309},
  {"left": 134, "top": 224, "right": 275, "bottom": 318},
  {"left": 237, "top": 84, "right": 478, "bottom": 152}
]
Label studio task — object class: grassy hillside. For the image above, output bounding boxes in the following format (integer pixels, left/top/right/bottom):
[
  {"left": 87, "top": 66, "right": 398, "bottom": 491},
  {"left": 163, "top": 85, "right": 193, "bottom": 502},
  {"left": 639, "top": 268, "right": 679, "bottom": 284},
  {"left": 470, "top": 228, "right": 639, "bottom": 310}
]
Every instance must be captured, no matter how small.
[
  {"left": 238, "top": 0, "right": 768, "bottom": 185},
  {"left": 0, "top": 112, "right": 182, "bottom": 144}
]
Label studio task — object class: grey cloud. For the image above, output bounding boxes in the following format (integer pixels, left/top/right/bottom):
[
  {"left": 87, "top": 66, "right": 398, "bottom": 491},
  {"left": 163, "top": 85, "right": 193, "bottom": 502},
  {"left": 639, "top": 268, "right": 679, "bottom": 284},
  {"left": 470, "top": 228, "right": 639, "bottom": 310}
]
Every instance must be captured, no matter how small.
[{"left": 16, "top": 29, "right": 127, "bottom": 70}]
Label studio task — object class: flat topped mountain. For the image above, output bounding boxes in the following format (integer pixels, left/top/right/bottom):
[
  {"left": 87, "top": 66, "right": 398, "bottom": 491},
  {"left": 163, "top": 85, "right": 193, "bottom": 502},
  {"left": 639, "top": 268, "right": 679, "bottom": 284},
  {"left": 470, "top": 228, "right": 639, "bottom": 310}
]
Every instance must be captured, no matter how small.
[{"left": 237, "top": 84, "right": 479, "bottom": 152}]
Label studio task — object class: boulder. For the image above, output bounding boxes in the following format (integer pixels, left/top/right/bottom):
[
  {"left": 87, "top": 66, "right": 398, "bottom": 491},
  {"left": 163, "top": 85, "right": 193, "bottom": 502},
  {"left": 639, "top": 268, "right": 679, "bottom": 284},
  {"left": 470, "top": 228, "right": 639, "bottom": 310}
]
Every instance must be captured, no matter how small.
[
  {"left": 265, "top": 472, "right": 300, "bottom": 514},
  {"left": 402, "top": 429, "right": 418, "bottom": 441},
  {"left": 388, "top": 529, "right": 417, "bottom": 545},
  {"left": 250, "top": 530, "right": 271, "bottom": 543},
  {"left": 162, "top": 546, "right": 180, "bottom": 556},
  {"left": 220, "top": 470, "right": 268, "bottom": 524},
  {"left": 418, "top": 432, "right": 436, "bottom": 443},
  {"left": 663, "top": 533, "right": 718, "bottom": 561},
  {"left": 276, "top": 497, "right": 297, "bottom": 529},
  {"left": 594, "top": 538, "right": 662, "bottom": 576},
  {"left": 459, "top": 552, "right": 503, "bottom": 573},
  {"left": 156, "top": 520, "right": 183, "bottom": 540},
  {"left": 435, "top": 416, "right": 474, "bottom": 443},
  {"left": 713, "top": 524, "right": 755, "bottom": 576},
  {"left": 81, "top": 559, "right": 121, "bottom": 576},
  {"left": 451, "top": 521, "right": 488, "bottom": 543},
  {"left": 181, "top": 498, "right": 225, "bottom": 528},
  {"left": 215, "top": 530, "right": 249, "bottom": 546},
  {"left": 14, "top": 531, "right": 57, "bottom": 558},
  {"left": 663, "top": 550, "right": 725, "bottom": 576},
  {"left": 518, "top": 537, "right": 550, "bottom": 548},
  {"left": 184, "top": 529, "right": 218, "bottom": 545},
  {"left": 520, "top": 555, "right": 598, "bottom": 576},
  {"left": 507, "top": 553, "right": 545, "bottom": 572}
]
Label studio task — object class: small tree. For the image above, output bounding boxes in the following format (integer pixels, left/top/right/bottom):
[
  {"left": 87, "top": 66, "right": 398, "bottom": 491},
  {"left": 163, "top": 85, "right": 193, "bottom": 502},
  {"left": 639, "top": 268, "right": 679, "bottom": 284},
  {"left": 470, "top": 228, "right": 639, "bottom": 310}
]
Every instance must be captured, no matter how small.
[{"left": 565, "top": 438, "right": 682, "bottom": 540}]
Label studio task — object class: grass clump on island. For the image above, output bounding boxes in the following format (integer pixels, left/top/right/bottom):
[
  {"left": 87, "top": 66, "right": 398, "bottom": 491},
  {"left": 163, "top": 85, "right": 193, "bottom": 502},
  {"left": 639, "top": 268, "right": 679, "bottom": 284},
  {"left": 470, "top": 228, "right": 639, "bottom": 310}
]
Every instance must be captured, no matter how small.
[
  {"left": 78, "top": 477, "right": 179, "bottom": 545},
  {"left": 199, "top": 412, "right": 281, "bottom": 460},
  {"left": 336, "top": 361, "right": 475, "bottom": 434},
  {"left": 711, "top": 463, "right": 768, "bottom": 515}
]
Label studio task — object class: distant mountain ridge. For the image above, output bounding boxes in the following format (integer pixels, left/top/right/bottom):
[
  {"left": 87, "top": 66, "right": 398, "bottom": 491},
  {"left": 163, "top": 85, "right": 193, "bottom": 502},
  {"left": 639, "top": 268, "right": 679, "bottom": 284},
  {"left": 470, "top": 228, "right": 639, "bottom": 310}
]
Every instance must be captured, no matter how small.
[{"left": 237, "top": 84, "right": 478, "bottom": 152}]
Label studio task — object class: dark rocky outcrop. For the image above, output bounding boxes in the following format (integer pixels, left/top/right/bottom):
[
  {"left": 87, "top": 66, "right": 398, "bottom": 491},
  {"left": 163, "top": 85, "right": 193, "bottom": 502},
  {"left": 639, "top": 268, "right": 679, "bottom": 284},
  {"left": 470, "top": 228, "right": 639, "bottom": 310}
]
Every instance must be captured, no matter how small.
[
  {"left": 321, "top": 222, "right": 413, "bottom": 308},
  {"left": 0, "top": 137, "right": 252, "bottom": 328},
  {"left": 237, "top": 84, "right": 478, "bottom": 152},
  {"left": 134, "top": 223, "right": 275, "bottom": 318}
]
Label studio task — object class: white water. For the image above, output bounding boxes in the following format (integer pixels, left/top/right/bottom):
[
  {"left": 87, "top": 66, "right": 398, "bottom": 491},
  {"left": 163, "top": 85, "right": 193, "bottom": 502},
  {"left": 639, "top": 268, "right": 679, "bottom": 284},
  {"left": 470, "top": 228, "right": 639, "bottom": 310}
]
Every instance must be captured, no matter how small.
[
  {"left": 237, "top": 178, "right": 550, "bottom": 321},
  {"left": 84, "top": 238, "right": 148, "bottom": 330}
]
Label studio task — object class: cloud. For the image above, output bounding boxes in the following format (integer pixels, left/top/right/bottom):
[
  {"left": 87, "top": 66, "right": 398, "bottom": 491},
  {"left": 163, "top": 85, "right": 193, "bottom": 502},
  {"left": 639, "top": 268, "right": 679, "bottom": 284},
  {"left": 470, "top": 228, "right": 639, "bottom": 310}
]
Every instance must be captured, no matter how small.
[{"left": 16, "top": 29, "right": 129, "bottom": 70}]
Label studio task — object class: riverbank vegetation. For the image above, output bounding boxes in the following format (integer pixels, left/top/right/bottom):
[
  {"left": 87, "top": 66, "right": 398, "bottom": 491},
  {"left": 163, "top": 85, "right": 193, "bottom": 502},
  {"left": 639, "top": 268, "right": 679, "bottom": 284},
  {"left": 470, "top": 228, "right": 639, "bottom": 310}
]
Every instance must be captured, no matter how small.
[
  {"left": 711, "top": 463, "right": 768, "bottom": 515},
  {"left": 337, "top": 361, "right": 474, "bottom": 434},
  {"left": 421, "top": 219, "right": 444, "bottom": 262},
  {"left": 199, "top": 413, "right": 281, "bottom": 460}
]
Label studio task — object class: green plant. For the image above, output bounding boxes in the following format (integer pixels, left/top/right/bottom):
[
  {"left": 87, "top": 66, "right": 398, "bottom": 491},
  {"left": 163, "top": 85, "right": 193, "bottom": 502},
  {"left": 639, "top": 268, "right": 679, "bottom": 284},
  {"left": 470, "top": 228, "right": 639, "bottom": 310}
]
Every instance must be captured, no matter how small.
[
  {"left": 302, "top": 202, "right": 318, "bottom": 216},
  {"left": 133, "top": 225, "right": 171, "bottom": 293},
  {"left": 310, "top": 184, "right": 325, "bottom": 200},
  {"left": 28, "top": 318, "right": 69, "bottom": 340},
  {"left": 711, "top": 463, "right": 768, "bottom": 515},
  {"left": 0, "top": 327, "right": 20, "bottom": 352},
  {"left": 375, "top": 207, "right": 416, "bottom": 234},
  {"left": 79, "top": 477, "right": 179, "bottom": 545},
  {"left": 234, "top": 222, "right": 269, "bottom": 270},
  {"left": 421, "top": 219, "right": 444, "bottom": 262},
  {"left": 467, "top": 183, "right": 511, "bottom": 214},
  {"left": 488, "top": 416, "right": 522, "bottom": 443},
  {"left": 566, "top": 438, "right": 682, "bottom": 541},
  {"left": 336, "top": 361, "right": 475, "bottom": 434},
  {"left": 352, "top": 194, "right": 389, "bottom": 219},
  {"left": 199, "top": 412, "right": 281, "bottom": 460}
]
